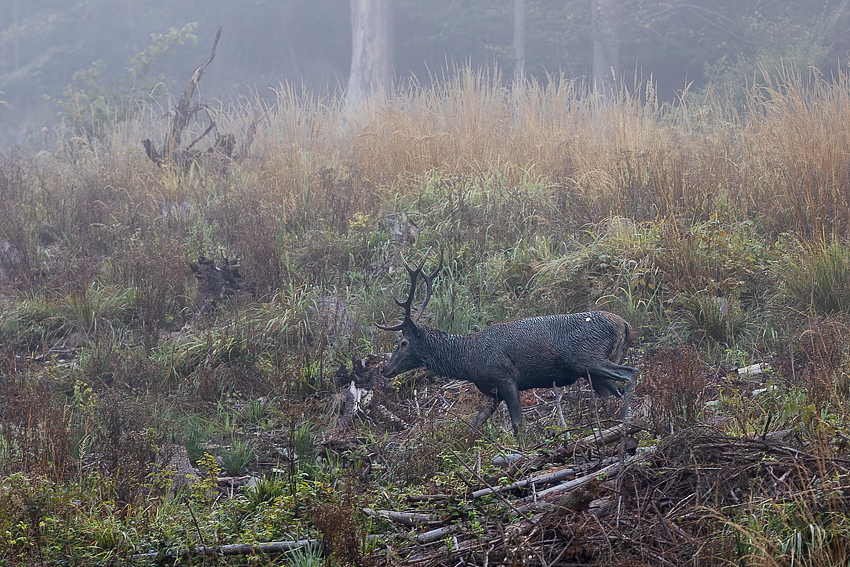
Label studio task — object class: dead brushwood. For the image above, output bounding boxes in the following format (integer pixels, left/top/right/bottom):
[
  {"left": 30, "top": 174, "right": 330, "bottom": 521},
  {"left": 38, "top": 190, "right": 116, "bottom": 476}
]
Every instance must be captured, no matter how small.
[
  {"left": 377, "top": 425, "right": 850, "bottom": 567},
  {"left": 0, "top": 386, "right": 71, "bottom": 480},
  {"left": 637, "top": 346, "right": 715, "bottom": 434},
  {"left": 141, "top": 26, "right": 254, "bottom": 171},
  {"left": 310, "top": 501, "right": 363, "bottom": 565},
  {"left": 779, "top": 314, "right": 850, "bottom": 405}
]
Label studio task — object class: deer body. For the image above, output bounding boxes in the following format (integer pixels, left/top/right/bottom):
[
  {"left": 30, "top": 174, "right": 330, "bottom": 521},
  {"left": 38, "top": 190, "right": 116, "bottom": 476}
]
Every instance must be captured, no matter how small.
[{"left": 377, "top": 253, "right": 637, "bottom": 435}]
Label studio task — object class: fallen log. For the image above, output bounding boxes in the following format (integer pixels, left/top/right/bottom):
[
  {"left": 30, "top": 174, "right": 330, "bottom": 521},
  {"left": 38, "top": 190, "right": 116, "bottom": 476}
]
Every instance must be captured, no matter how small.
[
  {"left": 131, "top": 538, "right": 319, "bottom": 560},
  {"left": 504, "top": 422, "right": 641, "bottom": 475},
  {"left": 216, "top": 475, "right": 252, "bottom": 487},
  {"left": 532, "top": 461, "right": 619, "bottom": 500},
  {"left": 471, "top": 461, "right": 598, "bottom": 499},
  {"left": 362, "top": 507, "right": 442, "bottom": 527},
  {"left": 406, "top": 494, "right": 452, "bottom": 502},
  {"left": 513, "top": 450, "right": 653, "bottom": 515},
  {"left": 562, "top": 422, "right": 642, "bottom": 456},
  {"left": 415, "top": 524, "right": 463, "bottom": 544}
]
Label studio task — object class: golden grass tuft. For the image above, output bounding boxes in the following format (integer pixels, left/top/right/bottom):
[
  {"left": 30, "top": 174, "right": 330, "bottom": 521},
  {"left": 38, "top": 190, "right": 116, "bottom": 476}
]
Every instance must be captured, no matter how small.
[{"left": 77, "top": 64, "right": 850, "bottom": 242}]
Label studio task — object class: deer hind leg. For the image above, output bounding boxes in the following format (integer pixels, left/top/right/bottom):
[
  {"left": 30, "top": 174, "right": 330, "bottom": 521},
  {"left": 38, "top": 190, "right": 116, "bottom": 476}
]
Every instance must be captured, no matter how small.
[
  {"left": 588, "top": 374, "right": 624, "bottom": 397},
  {"left": 590, "top": 360, "right": 638, "bottom": 383},
  {"left": 588, "top": 361, "right": 638, "bottom": 397}
]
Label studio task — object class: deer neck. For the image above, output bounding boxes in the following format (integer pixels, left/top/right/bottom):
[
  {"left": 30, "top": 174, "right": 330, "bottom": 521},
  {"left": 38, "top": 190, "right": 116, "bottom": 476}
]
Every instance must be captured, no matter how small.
[{"left": 418, "top": 326, "right": 474, "bottom": 378}]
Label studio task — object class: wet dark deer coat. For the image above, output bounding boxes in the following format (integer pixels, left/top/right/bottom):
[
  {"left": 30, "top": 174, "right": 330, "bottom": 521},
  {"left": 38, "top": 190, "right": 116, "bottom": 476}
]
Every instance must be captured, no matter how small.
[{"left": 378, "top": 253, "right": 637, "bottom": 435}]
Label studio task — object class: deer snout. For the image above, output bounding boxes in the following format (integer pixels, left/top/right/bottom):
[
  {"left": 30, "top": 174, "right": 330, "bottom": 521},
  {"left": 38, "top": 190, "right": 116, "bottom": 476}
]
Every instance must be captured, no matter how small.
[{"left": 381, "top": 361, "right": 399, "bottom": 378}]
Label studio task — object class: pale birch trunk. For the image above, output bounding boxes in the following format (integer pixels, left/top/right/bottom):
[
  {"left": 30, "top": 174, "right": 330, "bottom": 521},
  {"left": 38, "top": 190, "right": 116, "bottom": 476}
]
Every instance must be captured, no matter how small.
[
  {"left": 345, "top": 0, "right": 393, "bottom": 108},
  {"left": 592, "top": 0, "right": 619, "bottom": 96},
  {"left": 513, "top": 0, "right": 525, "bottom": 126}
]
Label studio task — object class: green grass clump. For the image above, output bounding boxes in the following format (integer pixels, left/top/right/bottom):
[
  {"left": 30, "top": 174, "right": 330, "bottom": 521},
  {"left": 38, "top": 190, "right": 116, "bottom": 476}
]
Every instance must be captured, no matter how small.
[
  {"left": 218, "top": 440, "right": 256, "bottom": 477},
  {"left": 671, "top": 291, "right": 751, "bottom": 350},
  {"left": 780, "top": 236, "right": 850, "bottom": 316}
]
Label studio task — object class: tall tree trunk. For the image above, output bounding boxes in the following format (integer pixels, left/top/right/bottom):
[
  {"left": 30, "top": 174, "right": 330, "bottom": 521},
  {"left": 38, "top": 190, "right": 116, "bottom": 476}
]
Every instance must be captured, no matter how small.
[
  {"left": 514, "top": 0, "right": 525, "bottom": 86},
  {"left": 346, "top": 0, "right": 394, "bottom": 108},
  {"left": 125, "top": 0, "right": 139, "bottom": 54},
  {"left": 591, "top": 0, "right": 618, "bottom": 96},
  {"left": 12, "top": 0, "right": 20, "bottom": 112},
  {"left": 513, "top": 0, "right": 525, "bottom": 126},
  {"left": 12, "top": 0, "right": 19, "bottom": 72}
]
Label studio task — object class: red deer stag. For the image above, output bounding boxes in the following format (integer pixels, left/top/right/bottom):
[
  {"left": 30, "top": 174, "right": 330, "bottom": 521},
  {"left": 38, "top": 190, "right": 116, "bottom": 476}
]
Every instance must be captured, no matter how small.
[{"left": 377, "top": 251, "right": 637, "bottom": 435}]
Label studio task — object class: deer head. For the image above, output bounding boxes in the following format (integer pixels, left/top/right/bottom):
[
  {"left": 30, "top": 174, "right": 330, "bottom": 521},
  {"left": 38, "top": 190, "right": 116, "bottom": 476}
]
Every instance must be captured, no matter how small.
[{"left": 377, "top": 250, "right": 443, "bottom": 377}]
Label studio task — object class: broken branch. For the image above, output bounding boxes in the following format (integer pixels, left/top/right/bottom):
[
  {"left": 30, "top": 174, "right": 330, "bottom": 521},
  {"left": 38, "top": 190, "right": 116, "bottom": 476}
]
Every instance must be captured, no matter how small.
[
  {"left": 362, "top": 508, "right": 441, "bottom": 527},
  {"left": 131, "top": 538, "right": 318, "bottom": 560}
]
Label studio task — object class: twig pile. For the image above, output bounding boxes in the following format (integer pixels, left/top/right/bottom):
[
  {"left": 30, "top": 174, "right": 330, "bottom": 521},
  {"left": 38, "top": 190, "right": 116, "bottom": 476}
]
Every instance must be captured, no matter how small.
[{"left": 372, "top": 425, "right": 850, "bottom": 566}]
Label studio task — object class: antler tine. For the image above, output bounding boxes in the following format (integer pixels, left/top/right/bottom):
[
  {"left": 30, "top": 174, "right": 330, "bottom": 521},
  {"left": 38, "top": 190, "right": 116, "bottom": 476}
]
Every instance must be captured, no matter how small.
[
  {"left": 375, "top": 251, "right": 428, "bottom": 331},
  {"left": 411, "top": 248, "right": 443, "bottom": 323},
  {"left": 375, "top": 319, "right": 407, "bottom": 332},
  {"left": 396, "top": 251, "right": 427, "bottom": 308}
]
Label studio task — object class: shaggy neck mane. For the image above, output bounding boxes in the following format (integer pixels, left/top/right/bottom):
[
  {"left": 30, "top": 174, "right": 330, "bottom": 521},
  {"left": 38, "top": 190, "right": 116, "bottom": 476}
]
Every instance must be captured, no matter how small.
[{"left": 418, "top": 325, "right": 472, "bottom": 378}]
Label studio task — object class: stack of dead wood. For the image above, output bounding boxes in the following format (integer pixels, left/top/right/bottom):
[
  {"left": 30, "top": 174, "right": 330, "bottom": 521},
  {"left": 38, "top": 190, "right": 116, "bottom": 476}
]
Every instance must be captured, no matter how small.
[
  {"left": 368, "top": 424, "right": 850, "bottom": 566},
  {"left": 133, "top": 419, "right": 849, "bottom": 565}
]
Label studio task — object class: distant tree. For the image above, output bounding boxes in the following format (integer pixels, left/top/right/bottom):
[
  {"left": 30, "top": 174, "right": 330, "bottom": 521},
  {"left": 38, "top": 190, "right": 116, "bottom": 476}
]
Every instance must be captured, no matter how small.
[
  {"left": 632, "top": 0, "right": 850, "bottom": 97},
  {"left": 592, "top": 0, "right": 619, "bottom": 94},
  {"left": 346, "top": 0, "right": 394, "bottom": 107},
  {"left": 514, "top": 0, "right": 526, "bottom": 85},
  {"left": 5, "top": 0, "right": 850, "bottom": 148},
  {"left": 703, "top": 0, "right": 850, "bottom": 91},
  {"left": 56, "top": 23, "right": 198, "bottom": 141},
  {"left": 513, "top": 0, "right": 526, "bottom": 125}
]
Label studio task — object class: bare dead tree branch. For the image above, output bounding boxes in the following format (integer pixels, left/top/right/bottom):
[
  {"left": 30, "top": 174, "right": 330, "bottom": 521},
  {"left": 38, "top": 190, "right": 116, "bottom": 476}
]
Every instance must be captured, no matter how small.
[
  {"left": 165, "top": 25, "right": 222, "bottom": 159},
  {"left": 141, "top": 26, "right": 255, "bottom": 170},
  {"left": 185, "top": 106, "right": 215, "bottom": 150}
]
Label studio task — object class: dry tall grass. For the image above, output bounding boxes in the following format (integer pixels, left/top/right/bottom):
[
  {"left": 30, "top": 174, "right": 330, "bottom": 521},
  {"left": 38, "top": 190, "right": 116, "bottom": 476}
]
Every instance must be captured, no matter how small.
[{"left": 93, "top": 65, "right": 850, "bottom": 240}]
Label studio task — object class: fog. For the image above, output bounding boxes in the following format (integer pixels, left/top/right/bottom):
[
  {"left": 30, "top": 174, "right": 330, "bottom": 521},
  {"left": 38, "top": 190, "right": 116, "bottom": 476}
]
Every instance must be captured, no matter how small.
[{"left": 2, "top": 0, "right": 848, "bottom": 149}]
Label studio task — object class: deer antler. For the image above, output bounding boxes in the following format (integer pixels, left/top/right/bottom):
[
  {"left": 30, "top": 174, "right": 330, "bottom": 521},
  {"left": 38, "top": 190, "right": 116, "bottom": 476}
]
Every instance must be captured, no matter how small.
[
  {"left": 410, "top": 249, "right": 442, "bottom": 323},
  {"left": 376, "top": 249, "right": 443, "bottom": 331}
]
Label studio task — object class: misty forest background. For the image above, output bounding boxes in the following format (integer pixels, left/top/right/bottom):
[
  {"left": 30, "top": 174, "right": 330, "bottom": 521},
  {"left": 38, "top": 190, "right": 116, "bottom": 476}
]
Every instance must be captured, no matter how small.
[
  {"left": 5, "top": 1, "right": 850, "bottom": 566},
  {"left": 4, "top": 0, "right": 850, "bottom": 147}
]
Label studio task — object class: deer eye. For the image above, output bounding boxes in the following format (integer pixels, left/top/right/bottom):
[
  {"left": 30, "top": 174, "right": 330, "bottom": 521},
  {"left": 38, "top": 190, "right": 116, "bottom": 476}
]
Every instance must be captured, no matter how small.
[{"left": 400, "top": 339, "right": 409, "bottom": 347}]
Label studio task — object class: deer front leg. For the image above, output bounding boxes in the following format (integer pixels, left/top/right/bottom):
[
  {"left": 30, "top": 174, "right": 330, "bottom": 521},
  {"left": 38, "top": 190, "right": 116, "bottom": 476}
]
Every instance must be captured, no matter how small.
[{"left": 499, "top": 385, "right": 524, "bottom": 437}]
